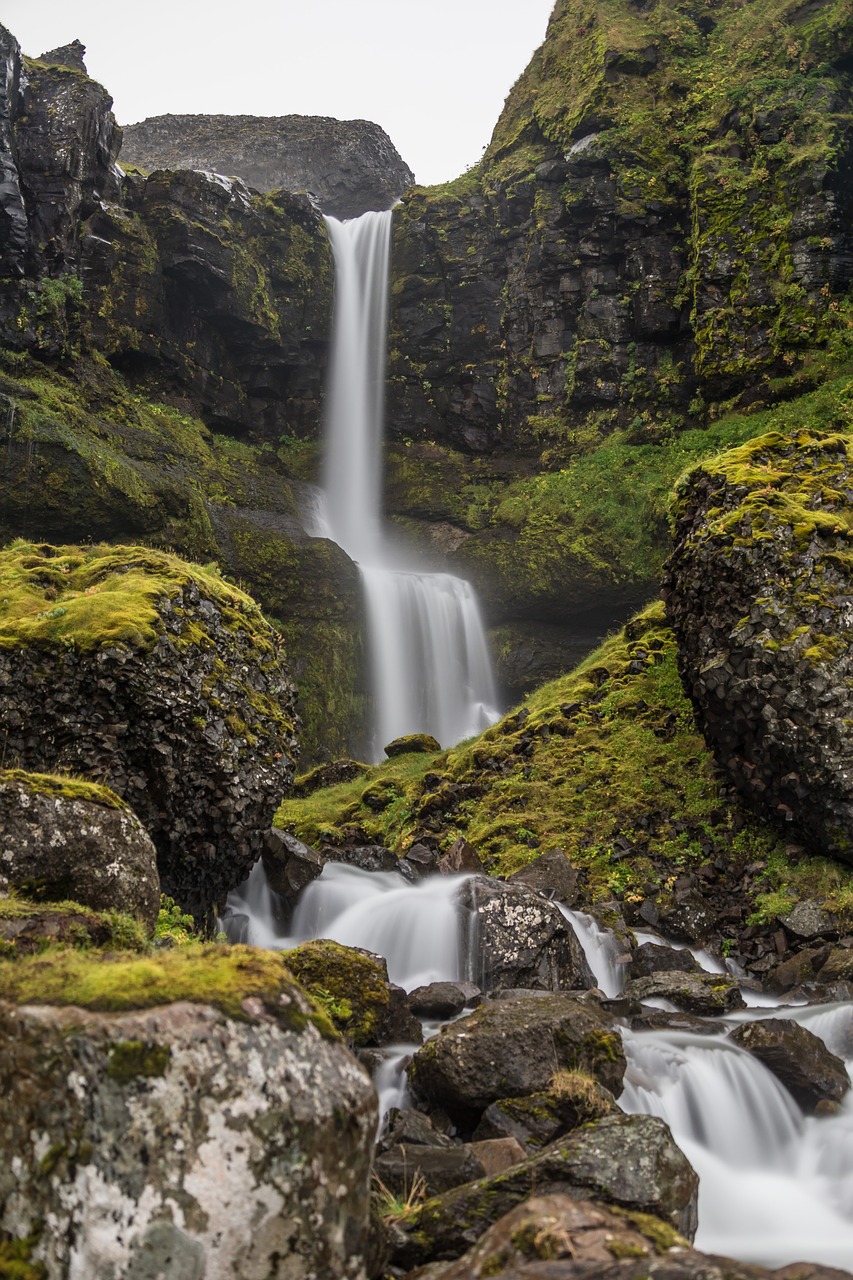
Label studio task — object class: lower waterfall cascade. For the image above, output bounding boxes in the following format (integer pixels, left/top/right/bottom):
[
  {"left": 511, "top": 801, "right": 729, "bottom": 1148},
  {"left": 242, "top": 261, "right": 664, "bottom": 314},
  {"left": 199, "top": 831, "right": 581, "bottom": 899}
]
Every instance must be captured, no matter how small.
[
  {"left": 225, "top": 860, "right": 853, "bottom": 1272},
  {"left": 306, "top": 210, "right": 500, "bottom": 758}
]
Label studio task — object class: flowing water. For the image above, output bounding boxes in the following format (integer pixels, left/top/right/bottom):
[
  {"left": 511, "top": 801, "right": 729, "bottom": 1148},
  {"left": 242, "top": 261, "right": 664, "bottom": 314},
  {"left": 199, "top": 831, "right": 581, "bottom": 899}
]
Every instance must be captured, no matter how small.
[
  {"left": 309, "top": 211, "right": 500, "bottom": 758},
  {"left": 227, "top": 862, "right": 853, "bottom": 1270}
]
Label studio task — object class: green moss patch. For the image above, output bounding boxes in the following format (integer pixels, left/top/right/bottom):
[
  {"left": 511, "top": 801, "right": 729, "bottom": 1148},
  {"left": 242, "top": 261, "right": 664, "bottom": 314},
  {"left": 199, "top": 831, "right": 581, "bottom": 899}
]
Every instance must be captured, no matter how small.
[
  {"left": 0, "top": 893, "right": 149, "bottom": 955},
  {"left": 107, "top": 1039, "right": 171, "bottom": 1082},
  {"left": 0, "top": 540, "right": 270, "bottom": 654},
  {"left": 282, "top": 939, "right": 389, "bottom": 1045},
  {"left": 0, "top": 768, "right": 125, "bottom": 809},
  {"left": 0, "top": 944, "right": 330, "bottom": 1032}
]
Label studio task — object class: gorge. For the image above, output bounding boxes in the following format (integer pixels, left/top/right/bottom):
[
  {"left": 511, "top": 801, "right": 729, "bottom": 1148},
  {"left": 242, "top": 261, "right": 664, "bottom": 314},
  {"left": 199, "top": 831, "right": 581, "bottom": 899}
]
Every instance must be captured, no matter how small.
[{"left": 3, "top": 0, "right": 853, "bottom": 1276}]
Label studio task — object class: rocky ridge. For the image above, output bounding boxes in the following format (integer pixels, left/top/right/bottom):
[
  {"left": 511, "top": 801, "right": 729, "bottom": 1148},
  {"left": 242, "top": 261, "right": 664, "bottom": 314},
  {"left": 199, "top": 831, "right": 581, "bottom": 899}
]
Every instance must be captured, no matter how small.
[{"left": 120, "top": 113, "right": 415, "bottom": 219}]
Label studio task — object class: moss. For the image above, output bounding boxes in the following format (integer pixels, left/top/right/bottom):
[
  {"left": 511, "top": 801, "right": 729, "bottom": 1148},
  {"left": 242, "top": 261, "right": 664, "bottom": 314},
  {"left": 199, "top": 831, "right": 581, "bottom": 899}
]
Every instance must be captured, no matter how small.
[
  {"left": 0, "top": 1228, "right": 46, "bottom": 1280},
  {"left": 0, "top": 769, "right": 125, "bottom": 810},
  {"left": 610, "top": 1207, "right": 687, "bottom": 1254},
  {"left": 384, "top": 734, "right": 442, "bottom": 757},
  {"left": 0, "top": 894, "right": 149, "bottom": 953},
  {"left": 153, "top": 896, "right": 198, "bottom": 946},
  {"left": 0, "top": 944, "right": 334, "bottom": 1035},
  {"left": 107, "top": 1039, "right": 171, "bottom": 1082},
  {"left": 282, "top": 940, "right": 389, "bottom": 1046},
  {"left": 0, "top": 540, "right": 271, "bottom": 654}
]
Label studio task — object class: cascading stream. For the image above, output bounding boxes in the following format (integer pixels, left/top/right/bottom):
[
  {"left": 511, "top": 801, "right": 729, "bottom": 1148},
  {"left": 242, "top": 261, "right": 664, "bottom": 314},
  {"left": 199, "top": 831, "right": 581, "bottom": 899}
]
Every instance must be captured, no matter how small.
[{"left": 311, "top": 211, "right": 500, "bottom": 758}]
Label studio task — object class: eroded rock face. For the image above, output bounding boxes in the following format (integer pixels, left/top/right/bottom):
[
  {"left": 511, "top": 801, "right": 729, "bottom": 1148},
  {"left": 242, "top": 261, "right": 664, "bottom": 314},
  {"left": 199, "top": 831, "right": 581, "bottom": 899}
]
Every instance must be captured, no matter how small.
[
  {"left": 0, "top": 770, "right": 159, "bottom": 927},
  {"left": 409, "top": 993, "right": 625, "bottom": 1121},
  {"left": 0, "top": 995, "right": 376, "bottom": 1279},
  {"left": 120, "top": 113, "right": 415, "bottom": 219},
  {"left": 730, "top": 1018, "right": 849, "bottom": 1113},
  {"left": 0, "top": 544, "right": 298, "bottom": 921},
  {"left": 664, "top": 431, "right": 853, "bottom": 864}
]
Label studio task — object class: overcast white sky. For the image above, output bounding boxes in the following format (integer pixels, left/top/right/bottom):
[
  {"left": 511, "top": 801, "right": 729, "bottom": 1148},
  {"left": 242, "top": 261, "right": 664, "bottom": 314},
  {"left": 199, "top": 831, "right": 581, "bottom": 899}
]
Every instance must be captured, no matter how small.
[{"left": 3, "top": 0, "right": 556, "bottom": 186}]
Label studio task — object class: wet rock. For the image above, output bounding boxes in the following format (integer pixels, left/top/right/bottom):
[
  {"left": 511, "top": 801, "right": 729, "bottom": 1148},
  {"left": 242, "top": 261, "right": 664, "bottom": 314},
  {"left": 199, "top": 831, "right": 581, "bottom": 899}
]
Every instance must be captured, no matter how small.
[
  {"left": 387, "top": 1113, "right": 699, "bottom": 1269},
  {"left": 409, "top": 981, "right": 473, "bottom": 1019},
  {"left": 628, "top": 941, "right": 702, "bottom": 979},
  {"left": 261, "top": 827, "right": 325, "bottom": 899},
  {"left": 623, "top": 970, "right": 745, "bottom": 1015},
  {"left": 0, "top": 770, "right": 159, "bottom": 927},
  {"left": 373, "top": 1143, "right": 486, "bottom": 1198},
  {"left": 326, "top": 844, "right": 398, "bottom": 873},
  {"left": 768, "top": 946, "right": 830, "bottom": 992},
  {"left": 380, "top": 1108, "right": 453, "bottom": 1150},
  {"left": 780, "top": 900, "right": 838, "bottom": 940},
  {"left": 439, "top": 836, "right": 486, "bottom": 875},
  {"left": 384, "top": 984, "right": 424, "bottom": 1045},
  {"left": 473, "top": 1078, "right": 616, "bottom": 1152},
  {"left": 630, "top": 1009, "right": 723, "bottom": 1035},
  {"left": 283, "top": 939, "right": 401, "bottom": 1047},
  {"left": 0, "top": 545, "right": 298, "bottom": 924},
  {"left": 397, "top": 841, "right": 439, "bottom": 881},
  {"left": 509, "top": 847, "right": 580, "bottom": 905},
  {"left": 815, "top": 946, "right": 853, "bottom": 985},
  {"left": 408, "top": 993, "right": 625, "bottom": 1122},
  {"left": 0, "top": 954, "right": 377, "bottom": 1279},
  {"left": 731, "top": 1018, "right": 850, "bottom": 1112},
  {"left": 468, "top": 1137, "right": 526, "bottom": 1177},
  {"left": 385, "top": 733, "right": 441, "bottom": 757},
  {"left": 459, "top": 878, "right": 594, "bottom": 993},
  {"left": 121, "top": 113, "right": 414, "bottom": 219},
  {"left": 657, "top": 890, "right": 717, "bottom": 944}
]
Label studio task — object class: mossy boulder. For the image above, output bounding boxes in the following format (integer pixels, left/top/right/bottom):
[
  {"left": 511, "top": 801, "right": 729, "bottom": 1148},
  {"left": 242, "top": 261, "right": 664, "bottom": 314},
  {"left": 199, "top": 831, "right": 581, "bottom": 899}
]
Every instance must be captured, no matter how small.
[
  {"left": 0, "top": 945, "right": 376, "bottom": 1279},
  {"left": 0, "top": 541, "right": 298, "bottom": 922},
  {"left": 282, "top": 939, "right": 393, "bottom": 1046},
  {"left": 0, "top": 769, "right": 159, "bottom": 927},
  {"left": 665, "top": 429, "right": 853, "bottom": 866},
  {"left": 388, "top": 1113, "right": 699, "bottom": 1270},
  {"left": 0, "top": 895, "right": 148, "bottom": 958},
  {"left": 384, "top": 733, "right": 441, "bottom": 757}
]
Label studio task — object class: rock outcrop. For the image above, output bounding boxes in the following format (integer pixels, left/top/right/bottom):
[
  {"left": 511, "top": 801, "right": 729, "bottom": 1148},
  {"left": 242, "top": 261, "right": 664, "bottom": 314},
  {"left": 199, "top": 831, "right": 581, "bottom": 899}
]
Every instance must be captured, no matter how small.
[
  {"left": 120, "top": 113, "right": 415, "bottom": 218},
  {"left": 0, "top": 770, "right": 159, "bottom": 927},
  {"left": 664, "top": 430, "right": 853, "bottom": 864},
  {"left": 0, "top": 542, "right": 298, "bottom": 920},
  {"left": 0, "top": 947, "right": 377, "bottom": 1279}
]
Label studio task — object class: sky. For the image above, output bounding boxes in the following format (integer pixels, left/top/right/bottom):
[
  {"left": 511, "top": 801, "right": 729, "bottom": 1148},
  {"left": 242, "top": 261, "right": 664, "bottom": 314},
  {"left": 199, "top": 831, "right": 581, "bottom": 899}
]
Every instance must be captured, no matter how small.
[{"left": 3, "top": 0, "right": 557, "bottom": 187}]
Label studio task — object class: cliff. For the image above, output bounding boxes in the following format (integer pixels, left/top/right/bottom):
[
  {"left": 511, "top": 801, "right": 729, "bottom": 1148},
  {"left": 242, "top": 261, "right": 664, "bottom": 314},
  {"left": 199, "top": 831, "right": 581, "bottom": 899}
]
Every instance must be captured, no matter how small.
[{"left": 120, "top": 113, "right": 415, "bottom": 218}]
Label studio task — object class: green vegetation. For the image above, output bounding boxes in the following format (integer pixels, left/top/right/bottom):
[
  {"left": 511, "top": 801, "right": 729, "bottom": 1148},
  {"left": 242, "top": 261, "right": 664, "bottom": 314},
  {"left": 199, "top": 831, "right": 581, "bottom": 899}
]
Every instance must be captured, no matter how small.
[
  {"left": 107, "top": 1040, "right": 171, "bottom": 1082},
  {"left": 0, "top": 768, "right": 125, "bottom": 809},
  {"left": 278, "top": 600, "right": 853, "bottom": 928},
  {"left": 0, "top": 944, "right": 334, "bottom": 1035},
  {"left": 0, "top": 1228, "right": 46, "bottom": 1280},
  {"left": 0, "top": 892, "right": 149, "bottom": 954},
  {"left": 0, "top": 539, "right": 272, "bottom": 654},
  {"left": 153, "top": 896, "right": 198, "bottom": 946},
  {"left": 283, "top": 939, "right": 390, "bottom": 1045}
]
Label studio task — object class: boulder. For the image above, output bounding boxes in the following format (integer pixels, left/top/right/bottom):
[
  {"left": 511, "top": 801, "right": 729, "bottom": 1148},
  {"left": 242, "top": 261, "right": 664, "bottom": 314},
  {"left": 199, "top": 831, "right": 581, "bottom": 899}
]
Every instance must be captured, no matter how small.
[
  {"left": 472, "top": 1075, "right": 616, "bottom": 1152},
  {"left": 387, "top": 1113, "right": 699, "bottom": 1269},
  {"left": 120, "top": 113, "right": 415, "bottom": 219},
  {"left": 439, "top": 837, "right": 486, "bottom": 876},
  {"left": 664, "top": 431, "right": 853, "bottom": 866},
  {"left": 0, "top": 899, "right": 146, "bottom": 956},
  {"left": 408, "top": 981, "right": 475, "bottom": 1019},
  {"left": 0, "top": 946, "right": 377, "bottom": 1279},
  {"left": 397, "top": 841, "right": 439, "bottom": 880},
  {"left": 380, "top": 1108, "right": 453, "bottom": 1151},
  {"left": 261, "top": 828, "right": 325, "bottom": 900},
  {"left": 373, "top": 1143, "right": 486, "bottom": 1198},
  {"left": 325, "top": 844, "right": 398, "bottom": 873},
  {"left": 408, "top": 994, "right": 625, "bottom": 1122},
  {"left": 385, "top": 733, "right": 441, "bottom": 757},
  {"left": 623, "top": 971, "right": 745, "bottom": 1016},
  {"left": 628, "top": 941, "right": 701, "bottom": 979},
  {"left": 0, "top": 769, "right": 159, "bottom": 927},
  {"left": 0, "top": 543, "right": 298, "bottom": 923},
  {"left": 458, "top": 878, "right": 594, "bottom": 993},
  {"left": 282, "top": 939, "right": 410, "bottom": 1047},
  {"left": 509, "top": 847, "right": 580, "bottom": 905},
  {"left": 730, "top": 1018, "right": 849, "bottom": 1113}
]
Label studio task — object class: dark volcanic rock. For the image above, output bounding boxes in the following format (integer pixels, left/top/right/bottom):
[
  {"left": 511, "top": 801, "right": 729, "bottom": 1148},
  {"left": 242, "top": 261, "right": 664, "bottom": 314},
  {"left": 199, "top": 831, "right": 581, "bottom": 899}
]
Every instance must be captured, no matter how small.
[
  {"left": 628, "top": 941, "right": 702, "bottom": 979},
  {"left": 0, "top": 544, "right": 298, "bottom": 923},
  {"left": 509, "top": 847, "right": 580, "bottom": 904},
  {"left": 261, "top": 829, "right": 325, "bottom": 900},
  {"left": 473, "top": 1078, "right": 616, "bottom": 1153},
  {"left": 664, "top": 431, "right": 853, "bottom": 865},
  {"left": 120, "top": 113, "right": 414, "bottom": 218},
  {"left": 459, "top": 878, "right": 594, "bottom": 993},
  {"left": 408, "top": 981, "right": 472, "bottom": 1019},
  {"left": 408, "top": 993, "right": 625, "bottom": 1120},
  {"left": 373, "top": 1143, "right": 486, "bottom": 1199},
  {"left": 623, "top": 971, "right": 745, "bottom": 1016},
  {"left": 388, "top": 1113, "right": 699, "bottom": 1269},
  {"left": 0, "top": 770, "right": 159, "bottom": 926},
  {"left": 730, "top": 1018, "right": 850, "bottom": 1112}
]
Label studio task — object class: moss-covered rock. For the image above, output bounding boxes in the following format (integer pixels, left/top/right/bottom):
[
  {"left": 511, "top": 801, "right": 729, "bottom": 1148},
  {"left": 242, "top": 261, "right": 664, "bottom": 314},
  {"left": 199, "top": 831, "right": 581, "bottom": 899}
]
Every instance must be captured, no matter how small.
[
  {"left": 384, "top": 733, "right": 441, "bottom": 757},
  {"left": 665, "top": 428, "right": 853, "bottom": 865},
  {"left": 0, "top": 769, "right": 159, "bottom": 927},
  {"left": 0, "top": 945, "right": 376, "bottom": 1279},
  {"left": 282, "top": 939, "right": 392, "bottom": 1046},
  {"left": 0, "top": 541, "right": 298, "bottom": 922},
  {"left": 0, "top": 894, "right": 149, "bottom": 958}
]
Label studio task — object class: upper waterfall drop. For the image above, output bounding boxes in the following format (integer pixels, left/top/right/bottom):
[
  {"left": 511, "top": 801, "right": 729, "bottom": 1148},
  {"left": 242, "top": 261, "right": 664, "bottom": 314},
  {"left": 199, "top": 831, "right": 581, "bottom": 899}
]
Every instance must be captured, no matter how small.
[{"left": 317, "top": 210, "right": 501, "bottom": 758}]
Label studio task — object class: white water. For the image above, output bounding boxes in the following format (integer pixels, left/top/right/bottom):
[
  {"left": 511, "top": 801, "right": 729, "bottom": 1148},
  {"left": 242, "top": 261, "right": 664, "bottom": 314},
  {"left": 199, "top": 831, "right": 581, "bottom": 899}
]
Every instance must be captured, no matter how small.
[{"left": 314, "top": 211, "right": 500, "bottom": 758}]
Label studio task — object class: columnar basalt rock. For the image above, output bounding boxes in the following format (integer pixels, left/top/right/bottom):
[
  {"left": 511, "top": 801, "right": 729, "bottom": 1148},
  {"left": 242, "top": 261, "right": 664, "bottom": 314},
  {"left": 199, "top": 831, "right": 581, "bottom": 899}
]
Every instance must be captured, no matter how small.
[{"left": 664, "top": 429, "right": 853, "bottom": 865}]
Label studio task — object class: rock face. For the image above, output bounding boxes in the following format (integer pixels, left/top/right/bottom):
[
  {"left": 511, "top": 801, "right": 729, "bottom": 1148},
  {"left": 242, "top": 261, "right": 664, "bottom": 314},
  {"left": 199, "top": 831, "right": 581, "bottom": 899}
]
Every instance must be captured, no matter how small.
[
  {"left": 664, "top": 430, "right": 853, "bottom": 864},
  {"left": 730, "top": 1018, "right": 849, "bottom": 1113},
  {"left": 0, "top": 952, "right": 377, "bottom": 1279},
  {"left": 0, "top": 770, "right": 159, "bottom": 927},
  {"left": 0, "top": 543, "right": 298, "bottom": 920},
  {"left": 120, "top": 113, "right": 415, "bottom": 219}
]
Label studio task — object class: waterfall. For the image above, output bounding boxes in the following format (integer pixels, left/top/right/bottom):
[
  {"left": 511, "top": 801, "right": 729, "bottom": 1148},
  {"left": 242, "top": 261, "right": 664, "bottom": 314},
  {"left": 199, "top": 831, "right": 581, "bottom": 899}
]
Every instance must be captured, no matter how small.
[{"left": 313, "top": 211, "right": 500, "bottom": 759}]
